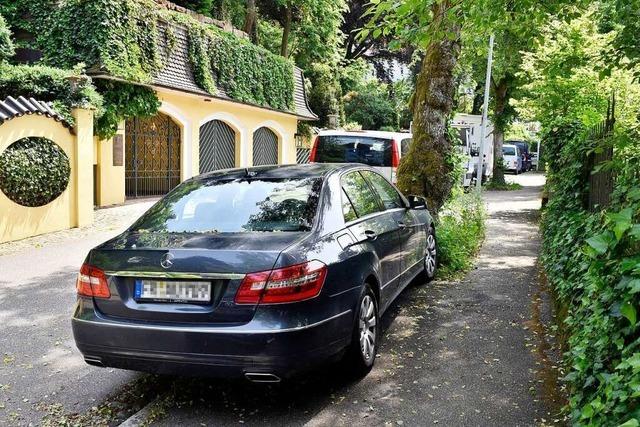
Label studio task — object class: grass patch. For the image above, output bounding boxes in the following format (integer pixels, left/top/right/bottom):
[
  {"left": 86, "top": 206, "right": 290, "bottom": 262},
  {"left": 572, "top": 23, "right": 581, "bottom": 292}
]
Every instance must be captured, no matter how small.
[
  {"left": 436, "top": 191, "right": 486, "bottom": 279},
  {"left": 484, "top": 180, "right": 523, "bottom": 191}
]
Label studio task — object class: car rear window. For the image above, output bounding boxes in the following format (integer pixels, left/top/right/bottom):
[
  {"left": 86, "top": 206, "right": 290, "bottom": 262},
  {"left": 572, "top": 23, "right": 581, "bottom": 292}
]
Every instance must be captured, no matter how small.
[
  {"left": 315, "top": 135, "right": 393, "bottom": 167},
  {"left": 503, "top": 146, "right": 516, "bottom": 156},
  {"left": 131, "top": 178, "right": 322, "bottom": 233}
]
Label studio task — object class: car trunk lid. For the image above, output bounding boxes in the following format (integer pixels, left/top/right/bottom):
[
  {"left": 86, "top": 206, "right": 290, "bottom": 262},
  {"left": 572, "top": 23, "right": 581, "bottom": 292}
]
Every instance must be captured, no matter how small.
[{"left": 88, "top": 231, "right": 307, "bottom": 324}]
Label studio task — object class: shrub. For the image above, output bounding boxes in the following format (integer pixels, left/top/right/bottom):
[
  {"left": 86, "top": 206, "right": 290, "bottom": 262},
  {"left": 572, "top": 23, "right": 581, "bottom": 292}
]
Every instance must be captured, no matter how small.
[
  {"left": 0, "top": 63, "right": 102, "bottom": 110},
  {"left": 343, "top": 83, "right": 396, "bottom": 131},
  {"left": 436, "top": 191, "right": 486, "bottom": 278},
  {"left": 540, "top": 118, "right": 640, "bottom": 425},
  {"left": 0, "top": 137, "right": 71, "bottom": 207}
]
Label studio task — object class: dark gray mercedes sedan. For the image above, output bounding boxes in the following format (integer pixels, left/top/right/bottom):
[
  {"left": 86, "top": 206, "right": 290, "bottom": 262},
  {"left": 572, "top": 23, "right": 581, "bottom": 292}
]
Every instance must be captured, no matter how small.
[{"left": 72, "top": 163, "right": 436, "bottom": 382}]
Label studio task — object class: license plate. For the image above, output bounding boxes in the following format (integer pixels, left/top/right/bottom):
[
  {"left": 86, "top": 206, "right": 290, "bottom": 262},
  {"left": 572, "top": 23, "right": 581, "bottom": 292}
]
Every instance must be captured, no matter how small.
[{"left": 134, "top": 279, "right": 211, "bottom": 303}]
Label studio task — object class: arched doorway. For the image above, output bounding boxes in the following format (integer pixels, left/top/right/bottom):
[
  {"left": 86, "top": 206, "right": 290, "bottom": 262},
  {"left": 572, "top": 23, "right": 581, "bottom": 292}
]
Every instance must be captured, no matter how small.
[
  {"left": 253, "top": 127, "right": 278, "bottom": 166},
  {"left": 125, "top": 113, "right": 181, "bottom": 197},
  {"left": 199, "top": 120, "right": 236, "bottom": 173}
]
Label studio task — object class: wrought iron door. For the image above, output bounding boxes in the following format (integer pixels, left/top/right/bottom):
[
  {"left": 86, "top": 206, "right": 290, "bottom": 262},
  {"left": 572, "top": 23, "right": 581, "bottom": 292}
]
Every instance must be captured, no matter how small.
[
  {"left": 125, "top": 113, "right": 181, "bottom": 198},
  {"left": 199, "top": 120, "right": 236, "bottom": 173},
  {"left": 253, "top": 127, "right": 278, "bottom": 166}
]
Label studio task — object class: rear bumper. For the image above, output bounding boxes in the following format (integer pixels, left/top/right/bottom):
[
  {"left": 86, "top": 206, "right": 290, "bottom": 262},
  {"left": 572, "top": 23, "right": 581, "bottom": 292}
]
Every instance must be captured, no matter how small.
[{"left": 72, "top": 300, "right": 353, "bottom": 379}]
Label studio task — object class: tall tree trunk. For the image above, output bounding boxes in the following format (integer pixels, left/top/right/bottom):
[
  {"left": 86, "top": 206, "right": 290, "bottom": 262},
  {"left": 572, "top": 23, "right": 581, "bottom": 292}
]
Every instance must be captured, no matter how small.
[
  {"left": 491, "top": 78, "right": 509, "bottom": 186},
  {"left": 243, "top": 0, "right": 258, "bottom": 42},
  {"left": 280, "top": 6, "right": 292, "bottom": 57},
  {"left": 396, "top": 1, "right": 461, "bottom": 212}
]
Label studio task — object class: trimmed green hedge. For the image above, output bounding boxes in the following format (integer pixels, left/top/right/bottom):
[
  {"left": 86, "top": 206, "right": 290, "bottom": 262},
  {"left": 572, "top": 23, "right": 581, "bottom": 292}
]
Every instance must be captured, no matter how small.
[
  {"left": 541, "top": 119, "right": 640, "bottom": 425},
  {"left": 0, "top": 137, "right": 71, "bottom": 207}
]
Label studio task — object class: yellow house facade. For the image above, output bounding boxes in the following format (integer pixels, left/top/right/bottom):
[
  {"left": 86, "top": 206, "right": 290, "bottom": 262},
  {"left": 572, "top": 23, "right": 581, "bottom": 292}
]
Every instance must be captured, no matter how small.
[
  {"left": 91, "top": 21, "right": 316, "bottom": 207},
  {"left": 0, "top": 5, "right": 317, "bottom": 243},
  {"left": 94, "top": 86, "right": 308, "bottom": 207}
]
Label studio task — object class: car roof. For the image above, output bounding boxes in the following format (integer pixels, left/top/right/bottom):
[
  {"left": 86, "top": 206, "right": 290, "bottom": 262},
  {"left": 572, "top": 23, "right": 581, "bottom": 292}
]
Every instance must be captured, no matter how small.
[
  {"left": 317, "top": 129, "right": 412, "bottom": 140},
  {"left": 195, "top": 163, "right": 363, "bottom": 181},
  {"left": 503, "top": 143, "right": 518, "bottom": 148}
]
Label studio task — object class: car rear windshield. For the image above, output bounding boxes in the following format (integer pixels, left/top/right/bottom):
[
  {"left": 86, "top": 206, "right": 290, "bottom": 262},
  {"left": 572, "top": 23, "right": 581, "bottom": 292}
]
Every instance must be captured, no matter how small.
[
  {"left": 315, "top": 135, "right": 393, "bottom": 166},
  {"left": 131, "top": 178, "right": 323, "bottom": 233},
  {"left": 503, "top": 146, "right": 516, "bottom": 156}
]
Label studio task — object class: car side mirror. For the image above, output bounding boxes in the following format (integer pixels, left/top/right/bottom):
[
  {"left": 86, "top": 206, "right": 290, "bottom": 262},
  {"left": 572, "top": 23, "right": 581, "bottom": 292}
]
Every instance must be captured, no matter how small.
[{"left": 408, "top": 195, "right": 427, "bottom": 210}]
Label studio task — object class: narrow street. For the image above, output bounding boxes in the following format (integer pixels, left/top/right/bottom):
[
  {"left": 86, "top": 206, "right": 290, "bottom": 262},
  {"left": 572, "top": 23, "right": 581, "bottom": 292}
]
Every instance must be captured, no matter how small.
[{"left": 0, "top": 174, "right": 562, "bottom": 426}]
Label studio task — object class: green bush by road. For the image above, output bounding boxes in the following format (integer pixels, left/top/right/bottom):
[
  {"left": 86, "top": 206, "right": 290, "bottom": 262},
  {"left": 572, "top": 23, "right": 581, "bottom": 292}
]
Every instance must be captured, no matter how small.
[
  {"left": 436, "top": 191, "right": 486, "bottom": 279},
  {"left": 541, "top": 120, "right": 640, "bottom": 425}
]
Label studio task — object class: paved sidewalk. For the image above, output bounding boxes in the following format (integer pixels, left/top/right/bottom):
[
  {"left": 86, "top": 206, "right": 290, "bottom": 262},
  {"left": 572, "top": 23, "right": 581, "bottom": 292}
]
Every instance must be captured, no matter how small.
[{"left": 0, "top": 199, "right": 158, "bottom": 257}]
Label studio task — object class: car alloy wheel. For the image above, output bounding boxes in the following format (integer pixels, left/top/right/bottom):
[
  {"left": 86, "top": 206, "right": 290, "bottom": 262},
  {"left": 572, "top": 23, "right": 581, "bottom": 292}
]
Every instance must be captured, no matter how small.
[
  {"left": 359, "top": 295, "right": 377, "bottom": 362},
  {"left": 425, "top": 228, "right": 437, "bottom": 280}
]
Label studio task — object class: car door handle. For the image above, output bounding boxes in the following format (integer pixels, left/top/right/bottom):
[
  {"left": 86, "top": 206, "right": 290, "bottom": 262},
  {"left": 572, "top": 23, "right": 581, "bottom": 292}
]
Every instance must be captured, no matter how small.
[
  {"left": 364, "top": 230, "right": 378, "bottom": 241},
  {"left": 397, "top": 221, "right": 407, "bottom": 229}
]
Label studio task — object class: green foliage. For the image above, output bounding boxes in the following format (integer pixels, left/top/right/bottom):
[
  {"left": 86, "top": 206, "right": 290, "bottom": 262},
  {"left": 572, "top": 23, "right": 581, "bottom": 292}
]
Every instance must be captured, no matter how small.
[
  {"left": 182, "top": 20, "right": 294, "bottom": 110},
  {"left": 343, "top": 83, "right": 396, "bottom": 130},
  {"left": 0, "top": 137, "right": 71, "bottom": 207},
  {"left": 605, "top": 0, "right": 640, "bottom": 80},
  {"left": 0, "top": 14, "right": 14, "bottom": 62},
  {"left": 306, "top": 63, "right": 342, "bottom": 128},
  {"left": 0, "top": 63, "right": 103, "bottom": 123},
  {"left": 3, "top": 0, "right": 295, "bottom": 113},
  {"left": 391, "top": 78, "right": 414, "bottom": 130},
  {"left": 436, "top": 191, "right": 486, "bottom": 279},
  {"left": 516, "top": 8, "right": 640, "bottom": 129},
  {"left": 94, "top": 80, "right": 161, "bottom": 140},
  {"left": 541, "top": 118, "right": 640, "bottom": 425},
  {"left": 172, "top": 0, "right": 215, "bottom": 16},
  {"left": 483, "top": 180, "right": 522, "bottom": 191}
]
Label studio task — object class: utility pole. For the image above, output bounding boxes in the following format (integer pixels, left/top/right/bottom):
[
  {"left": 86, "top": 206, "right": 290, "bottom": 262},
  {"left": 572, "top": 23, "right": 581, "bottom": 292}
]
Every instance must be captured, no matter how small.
[{"left": 476, "top": 34, "right": 494, "bottom": 191}]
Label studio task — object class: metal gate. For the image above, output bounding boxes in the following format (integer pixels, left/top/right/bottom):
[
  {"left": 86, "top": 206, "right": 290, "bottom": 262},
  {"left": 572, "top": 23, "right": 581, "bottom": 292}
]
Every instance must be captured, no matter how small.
[
  {"left": 253, "top": 127, "right": 278, "bottom": 166},
  {"left": 199, "top": 120, "right": 236, "bottom": 173},
  {"left": 296, "top": 148, "right": 310, "bottom": 164},
  {"left": 125, "top": 113, "right": 181, "bottom": 198}
]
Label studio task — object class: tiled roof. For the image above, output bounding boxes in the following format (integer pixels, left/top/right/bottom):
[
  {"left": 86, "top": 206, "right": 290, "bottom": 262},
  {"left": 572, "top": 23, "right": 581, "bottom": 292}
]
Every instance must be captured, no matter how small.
[
  {"left": 0, "top": 96, "right": 74, "bottom": 130},
  {"left": 91, "top": 22, "right": 317, "bottom": 120}
]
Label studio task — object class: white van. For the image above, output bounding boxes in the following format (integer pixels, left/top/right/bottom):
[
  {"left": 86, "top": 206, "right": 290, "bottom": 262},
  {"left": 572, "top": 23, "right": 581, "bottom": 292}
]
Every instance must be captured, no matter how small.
[
  {"left": 310, "top": 130, "right": 412, "bottom": 184},
  {"left": 502, "top": 144, "right": 522, "bottom": 174}
]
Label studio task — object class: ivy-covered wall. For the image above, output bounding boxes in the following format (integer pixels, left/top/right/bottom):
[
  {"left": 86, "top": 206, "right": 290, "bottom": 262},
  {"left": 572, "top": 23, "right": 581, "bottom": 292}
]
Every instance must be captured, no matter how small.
[
  {"left": 1, "top": 0, "right": 295, "bottom": 115},
  {"left": 541, "top": 120, "right": 640, "bottom": 425}
]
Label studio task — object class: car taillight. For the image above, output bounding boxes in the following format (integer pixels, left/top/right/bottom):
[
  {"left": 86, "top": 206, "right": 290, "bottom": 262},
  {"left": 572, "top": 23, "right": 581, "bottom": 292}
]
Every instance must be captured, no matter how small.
[
  {"left": 309, "top": 136, "right": 319, "bottom": 162},
  {"left": 391, "top": 139, "right": 400, "bottom": 168},
  {"left": 235, "top": 260, "right": 327, "bottom": 305},
  {"left": 76, "top": 263, "right": 110, "bottom": 298}
]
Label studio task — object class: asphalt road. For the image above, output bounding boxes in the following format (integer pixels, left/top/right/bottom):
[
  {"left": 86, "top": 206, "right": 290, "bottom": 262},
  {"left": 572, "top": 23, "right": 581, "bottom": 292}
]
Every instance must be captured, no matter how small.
[
  {"left": 0, "top": 173, "right": 562, "bottom": 426},
  {"left": 0, "top": 201, "right": 157, "bottom": 426}
]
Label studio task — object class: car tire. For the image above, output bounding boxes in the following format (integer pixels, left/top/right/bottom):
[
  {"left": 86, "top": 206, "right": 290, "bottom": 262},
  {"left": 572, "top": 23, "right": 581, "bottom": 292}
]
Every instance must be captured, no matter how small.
[
  {"left": 424, "top": 226, "right": 437, "bottom": 282},
  {"left": 342, "top": 284, "right": 379, "bottom": 378}
]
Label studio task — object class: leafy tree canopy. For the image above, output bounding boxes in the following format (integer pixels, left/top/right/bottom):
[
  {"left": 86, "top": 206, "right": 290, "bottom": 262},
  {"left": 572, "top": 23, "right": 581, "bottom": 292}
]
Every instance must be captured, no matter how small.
[{"left": 0, "top": 14, "right": 13, "bottom": 62}]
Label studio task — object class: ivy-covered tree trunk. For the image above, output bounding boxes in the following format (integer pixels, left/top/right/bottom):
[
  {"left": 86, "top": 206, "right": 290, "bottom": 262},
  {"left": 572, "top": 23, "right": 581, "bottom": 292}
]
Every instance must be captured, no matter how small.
[
  {"left": 396, "top": 1, "right": 461, "bottom": 212},
  {"left": 491, "top": 78, "right": 509, "bottom": 186},
  {"left": 280, "top": 6, "right": 292, "bottom": 57}
]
